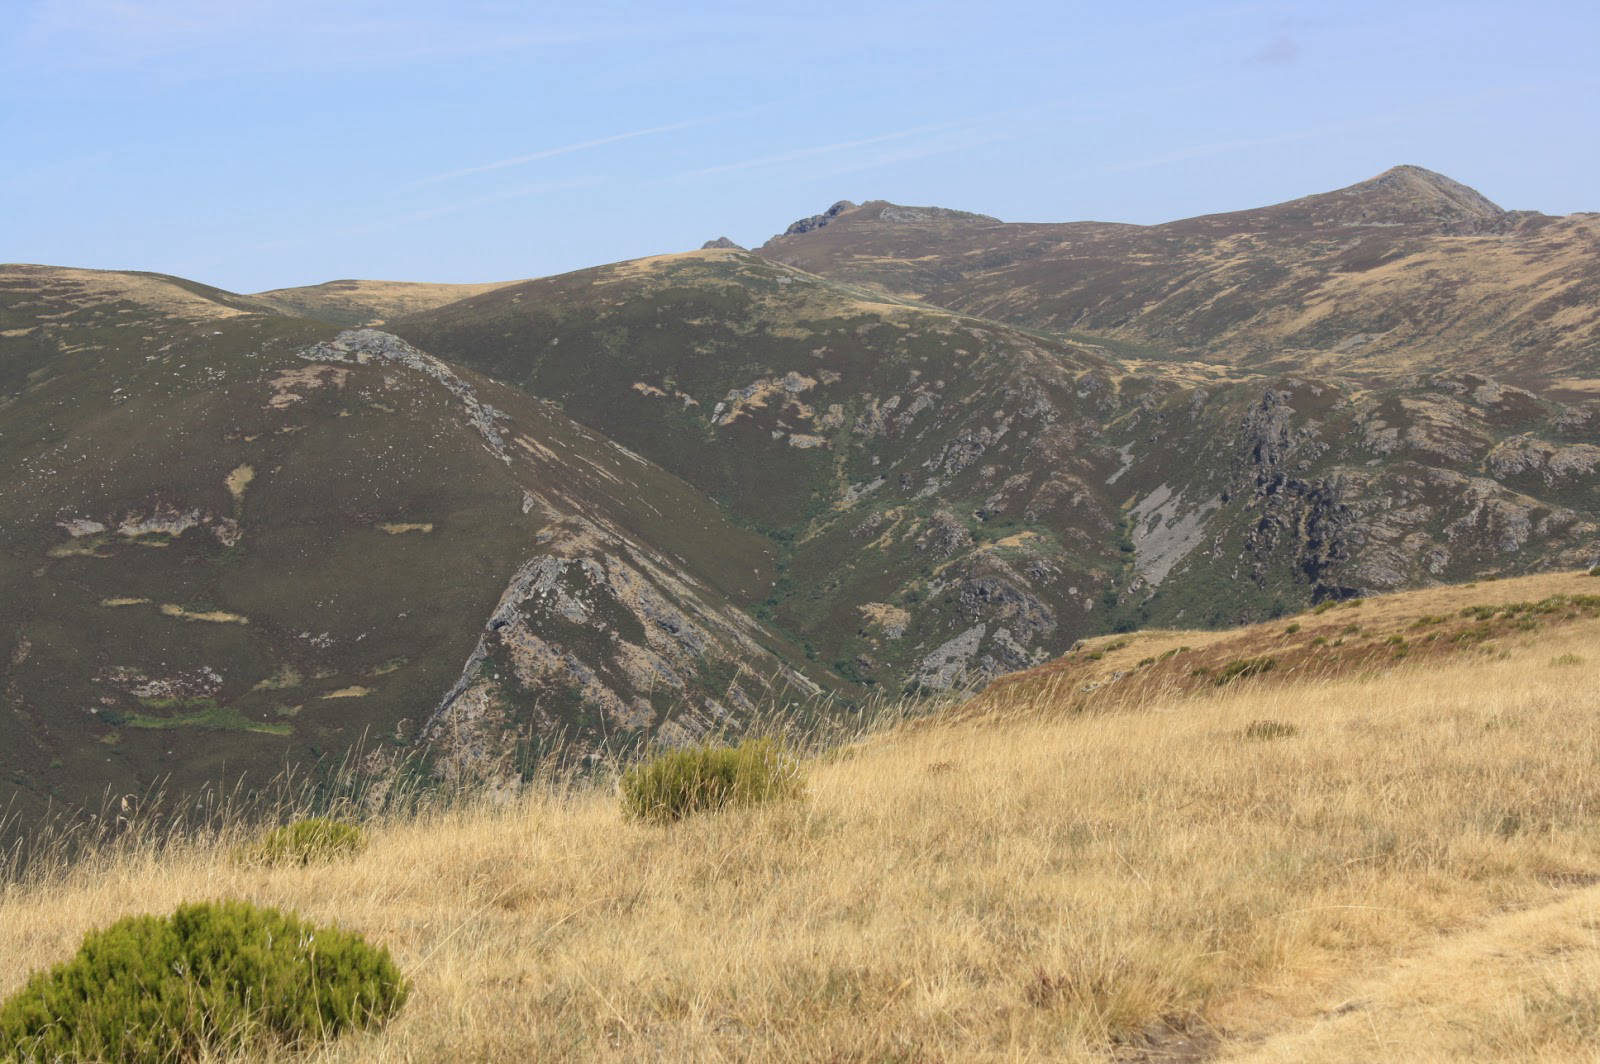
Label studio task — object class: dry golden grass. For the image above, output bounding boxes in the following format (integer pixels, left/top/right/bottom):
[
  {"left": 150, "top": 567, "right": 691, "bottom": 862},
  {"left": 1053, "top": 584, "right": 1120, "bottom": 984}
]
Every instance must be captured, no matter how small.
[
  {"left": 5, "top": 591, "right": 1600, "bottom": 1060},
  {"left": 251, "top": 279, "right": 519, "bottom": 323},
  {"left": 987, "top": 569, "right": 1600, "bottom": 707}
]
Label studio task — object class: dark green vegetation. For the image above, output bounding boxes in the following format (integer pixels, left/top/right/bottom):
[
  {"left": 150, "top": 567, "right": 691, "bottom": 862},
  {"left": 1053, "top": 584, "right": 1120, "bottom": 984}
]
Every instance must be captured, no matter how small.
[
  {"left": 4, "top": 165, "right": 1599, "bottom": 820},
  {"left": 1213, "top": 656, "right": 1279, "bottom": 685},
  {"left": 619, "top": 739, "right": 802, "bottom": 824},
  {"left": 1243, "top": 719, "right": 1298, "bottom": 741},
  {"left": 249, "top": 817, "right": 366, "bottom": 866},
  {"left": 0, "top": 900, "right": 406, "bottom": 1062}
]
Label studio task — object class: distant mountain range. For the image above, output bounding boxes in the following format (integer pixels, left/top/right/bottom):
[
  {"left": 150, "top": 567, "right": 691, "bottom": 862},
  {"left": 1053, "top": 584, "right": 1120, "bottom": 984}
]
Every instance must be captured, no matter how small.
[{"left": 3, "top": 165, "right": 1596, "bottom": 818}]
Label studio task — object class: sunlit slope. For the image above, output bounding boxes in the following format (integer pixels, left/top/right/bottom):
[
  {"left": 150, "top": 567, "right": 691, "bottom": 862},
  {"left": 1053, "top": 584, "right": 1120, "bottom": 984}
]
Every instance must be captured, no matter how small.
[
  {"left": 252, "top": 278, "right": 521, "bottom": 327},
  {"left": 977, "top": 568, "right": 1600, "bottom": 711},
  {"left": 5, "top": 574, "right": 1600, "bottom": 1060},
  {"left": 760, "top": 166, "right": 1600, "bottom": 387},
  {"left": 0, "top": 267, "right": 831, "bottom": 821}
]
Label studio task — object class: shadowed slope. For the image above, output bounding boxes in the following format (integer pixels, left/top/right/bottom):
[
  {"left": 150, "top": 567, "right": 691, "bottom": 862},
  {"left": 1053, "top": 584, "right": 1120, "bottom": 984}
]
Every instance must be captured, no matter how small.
[{"left": 0, "top": 267, "right": 837, "bottom": 823}]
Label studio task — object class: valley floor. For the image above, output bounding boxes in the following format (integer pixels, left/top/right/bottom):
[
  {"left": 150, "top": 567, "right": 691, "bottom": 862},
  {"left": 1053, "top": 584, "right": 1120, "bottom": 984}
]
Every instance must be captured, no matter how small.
[{"left": 5, "top": 573, "right": 1600, "bottom": 1061}]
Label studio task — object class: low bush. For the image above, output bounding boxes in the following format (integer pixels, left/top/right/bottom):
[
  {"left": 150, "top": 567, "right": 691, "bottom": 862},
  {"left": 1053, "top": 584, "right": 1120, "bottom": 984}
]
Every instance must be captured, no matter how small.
[
  {"left": 620, "top": 739, "right": 803, "bottom": 824},
  {"left": 1213, "top": 656, "right": 1277, "bottom": 685},
  {"left": 1242, "top": 719, "right": 1298, "bottom": 740},
  {"left": 249, "top": 816, "right": 366, "bottom": 866},
  {"left": 0, "top": 900, "right": 407, "bottom": 1062}
]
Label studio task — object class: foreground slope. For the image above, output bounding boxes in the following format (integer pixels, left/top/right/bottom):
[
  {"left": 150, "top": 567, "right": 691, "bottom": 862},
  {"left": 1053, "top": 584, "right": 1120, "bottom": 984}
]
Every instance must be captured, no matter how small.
[
  {"left": 759, "top": 166, "right": 1600, "bottom": 387},
  {"left": 5, "top": 572, "right": 1600, "bottom": 1061},
  {"left": 0, "top": 265, "right": 834, "bottom": 820}
]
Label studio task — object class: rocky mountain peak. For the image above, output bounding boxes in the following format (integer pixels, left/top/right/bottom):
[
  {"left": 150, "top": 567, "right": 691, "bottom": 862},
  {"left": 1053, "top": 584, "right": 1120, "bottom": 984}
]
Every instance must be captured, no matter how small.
[
  {"left": 701, "top": 236, "right": 745, "bottom": 250},
  {"left": 761, "top": 199, "right": 1001, "bottom": 250},
  {"left": 1269, "top": 164, "right": 1508, "bottom": 231}
]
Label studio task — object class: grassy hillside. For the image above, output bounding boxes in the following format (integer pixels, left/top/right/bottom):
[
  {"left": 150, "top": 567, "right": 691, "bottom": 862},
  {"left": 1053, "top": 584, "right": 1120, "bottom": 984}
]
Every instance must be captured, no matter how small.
[{"left": 7, "top": 571, "right": 1600, "bottom": 1060}]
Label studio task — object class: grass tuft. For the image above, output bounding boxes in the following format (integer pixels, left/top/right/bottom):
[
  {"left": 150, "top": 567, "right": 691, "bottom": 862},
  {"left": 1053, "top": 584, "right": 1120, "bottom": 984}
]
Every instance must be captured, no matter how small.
[
  {"left": 619, "top": 739, "right": 803, "bottom": 823},
  {"left": 246, "top": 817, "right": 366, "bottom": 866},
  {"left": 1242, "top": 719, "right": 1299, "bottom": 740}
]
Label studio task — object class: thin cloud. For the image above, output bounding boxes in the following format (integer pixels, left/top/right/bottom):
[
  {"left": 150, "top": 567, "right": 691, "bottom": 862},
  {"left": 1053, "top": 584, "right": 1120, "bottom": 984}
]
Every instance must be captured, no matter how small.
[
  {"left": 789, "top": 128, "right": 1012, "bottom": 186},
  {"left": 246, "top": 175, "right": 607, "bottom": 256},
  {"left": 416, "top": 118, "right": 720, "bottom": 185},
  {"left": 16, "top": 0, "right": 650, "bottom": 73},
  {"left": 680, "top": 124, "right": 954, "bottom": 180}
]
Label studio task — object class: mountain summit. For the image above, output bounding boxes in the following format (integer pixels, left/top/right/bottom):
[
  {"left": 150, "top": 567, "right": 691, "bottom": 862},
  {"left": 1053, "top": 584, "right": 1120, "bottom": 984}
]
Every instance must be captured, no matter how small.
[{"left": 1241, "top": 164, "right": 1508, "bottom": 231}]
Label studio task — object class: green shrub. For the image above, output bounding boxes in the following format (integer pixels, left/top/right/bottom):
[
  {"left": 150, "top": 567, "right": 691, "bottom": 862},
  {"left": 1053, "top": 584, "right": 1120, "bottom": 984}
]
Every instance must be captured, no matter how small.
[
  {"left": 620, "top": 739, "right": 802, "bottom": 824},
  {"left": 250, "top": 817, "right": 366, "bottom": 866},
  {"left": 1589, "top": 565, "right": 1599, "bottom": 577},
  {"left": 0, "top": 900, "right": 407, "bottom": 1062},
  {"left": 1283, "top": 623, "right": 1301, "bottom": 635},
  {"left": 1311, "top": 601, "right": 1338, "bottom": 615},
  {"left": 1214, "top": 656, "right": 1277, "bottom": 685},
  {"left": 1242, "top": 719, "right": 1298, "bottom": 740}
]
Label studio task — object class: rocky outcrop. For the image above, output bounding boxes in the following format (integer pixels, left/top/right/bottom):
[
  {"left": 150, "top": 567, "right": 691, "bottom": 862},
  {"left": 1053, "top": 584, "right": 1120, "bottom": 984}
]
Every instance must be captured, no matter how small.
[
  {"left": 300, "top": 329, "right": 511, "bottom": 461},
  {"left": 778, "top": 200, "right": 856, "bottom": 238}
]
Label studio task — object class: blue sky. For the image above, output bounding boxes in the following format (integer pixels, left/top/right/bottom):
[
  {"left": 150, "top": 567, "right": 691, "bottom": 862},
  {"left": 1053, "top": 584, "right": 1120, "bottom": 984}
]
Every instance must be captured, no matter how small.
[{"left": 5, "top": 0, "right": 1597, "bottom": 293}]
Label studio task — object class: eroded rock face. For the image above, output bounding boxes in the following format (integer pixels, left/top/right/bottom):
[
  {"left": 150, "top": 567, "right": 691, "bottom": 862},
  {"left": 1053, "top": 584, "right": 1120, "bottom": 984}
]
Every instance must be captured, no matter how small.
[
  {"left": 779, "top": 200, "right": 857, "bottom": 238},
  {"left": 1486, "top": 435, "right": 1600, "bottom": 486},
  {"left": 1096, "top": 375, "right": 1600, "bottom": 625},
  {"left": 423, "top": 518, "right": 819, "bottom": 770},
  {"left": 913, "top": 624, "right": 986, "bottom": 691}
]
